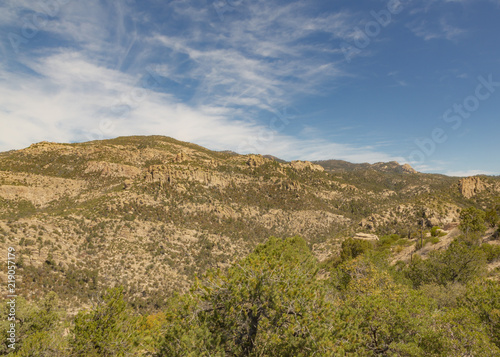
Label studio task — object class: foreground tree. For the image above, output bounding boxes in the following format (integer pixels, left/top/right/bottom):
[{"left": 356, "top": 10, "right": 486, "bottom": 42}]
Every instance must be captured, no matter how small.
[
  {"left": 332, "top": 256, "right": 442, "bottom": 356},
  {"left": 405, "top": 239, "right": 487, "bottom": 288},
  {"left": 459, "top": 206, "right": 487, "bottom": 242},
  {"left": 71, "top": 287, "right": 137, "bottom": 356},
  {"left": 331, "top": 254, "right": 500, "bottom": 356},
  {"left": 157, "top": 236, "right": 500, "bottom": 356},
  {"left": 158, "top": 236, "right": 334, "bottom": 356},
  {"left": 0, "top": 292, "right": 66, "bottom": 356},
  {"left": 460, "top": 280, "right": 500, "bottom": 349},
  {"left": 485, "top": 208, "right": 499, "bottom": 228}
]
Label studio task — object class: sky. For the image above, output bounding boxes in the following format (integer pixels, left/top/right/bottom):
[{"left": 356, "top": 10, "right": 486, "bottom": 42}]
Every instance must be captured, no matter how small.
[{"left": 0, "top": 0, "right": 499, "bottom": 176}]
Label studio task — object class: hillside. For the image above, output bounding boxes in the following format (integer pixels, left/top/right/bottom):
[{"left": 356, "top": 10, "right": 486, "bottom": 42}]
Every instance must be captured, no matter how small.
[{"left": 0, "top": 135, "right": 499, "bottom": 310}]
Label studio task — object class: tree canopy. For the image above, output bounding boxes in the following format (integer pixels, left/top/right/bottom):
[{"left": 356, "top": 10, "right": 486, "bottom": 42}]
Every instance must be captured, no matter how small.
[{"left": 2, "top": 234, "right": 499, "bottom": 356}]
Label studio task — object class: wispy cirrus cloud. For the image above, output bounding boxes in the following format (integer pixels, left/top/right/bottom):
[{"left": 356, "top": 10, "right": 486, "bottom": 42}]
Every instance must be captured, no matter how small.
[
  {"left": 0, "top": 0, "right": 404, "bottom": 162},
  {"left": 3, "top": 0, "right": 497, "bottom": 174},
  {"left": 149, "top": 1, "right": 356, "bottom": 112},
  {"left": 444, "top": 170, "right": 496, "bottom": 177},
  {"left": 407, "top": 17, "right": 465, "bottom": 41},
  {"left": 0, "top": 49, "right": 403, "bottom": 164}
]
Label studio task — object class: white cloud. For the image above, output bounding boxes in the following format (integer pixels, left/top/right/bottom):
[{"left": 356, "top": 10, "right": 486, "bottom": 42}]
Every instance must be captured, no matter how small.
[
  {"left": 0, "top": 50, "right": 402, "bottom": 164},
  {"left": 408, "top": 18, "right": 465, "bottom": 41},
  {"left": 443, "top": 170, "right": 495, "bottom": 177},
  {"left": 0, "top": 0, "right": 407, "bottom": 165},
  {"left": 149, "top": 1, "right": 354, "bottom": 112}
]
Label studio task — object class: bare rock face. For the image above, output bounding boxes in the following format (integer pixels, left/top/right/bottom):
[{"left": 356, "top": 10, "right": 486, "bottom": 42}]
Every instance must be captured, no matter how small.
[
  {"left": 0, "top": 185, "right": 54, "bottom": 206},
  {"left": 144, "top": 165, "right": 174, "bottom": 186},
  {"left": 85, "top": 161, "right": 141, "bottom": 178},
  {"left": 401, "top": 163, "right": 417, "bottom": 174},
  {"left": 246, "top": 155, "right": 267, "bottom": 167},
  {"left": 353, "top": 232, "right": 379, "bottom": 241},
  {"left": 207, "top": 159, "right": 218, "bottom": 168},
  {"left": 290, "top": 160, "right": 324, "bottom": 172},
  {"left": 359, "top": 219, "right": 373, "bottom": 230},
  {"left": 123, "top": 179, "right": 133, "bottom": 190},
  {"left": 143, "top": 165, "right": 228, "bottom": 187},
  {"left": 458, "top": 176, "right": 487, "bottom": 199},
  {"left": 175, "top": 152, "right": 189, "bottom": 163},
  {"left": 277, "top": 179, "right": 301, "bottom": 191}
]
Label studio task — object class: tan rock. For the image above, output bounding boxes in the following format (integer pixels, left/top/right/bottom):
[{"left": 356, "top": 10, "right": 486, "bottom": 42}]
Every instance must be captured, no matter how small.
[
  {"left": 278, "top": 179, "right": 301, "bottom": 191},
  {"left": 401, "top": 163, "right": 417, "bottom": 174},
  {"left": 176, "top": 185, "right": 187, "bottom": 194},
  {"left": 458, "top": 176, "right": 487, "bottom": 198},
  {"left": 175, "top": 152, "right": 189, "bottom": 163},
  {"left": 27, "top": 141, "right": 73, "bottom": 152},
  {"left": 290, "top": 160, "right": 324, "bottom": 172},
  {"left": 143, "top": 165, "right": 229, "bottom": 188},
  {"left": 144, "top": 165, "right": 174, "bottom": 186},
  {"left": 0, "top": 185, "right": 52, "bottom": 206},
  {"left": 85, "top": 161, "right": 141, "bottom": 178},
  {"left": 246, "top": 155, "right": 266, "bottom": 167},
  {"left": 0, "top": 174, "right": 86, "bottom": 206},
  {"left": 123, "top": 179, "right": 133, "bottom": 190},
  {"left": 353, "top": 232, "right": 379, "bottom": 241},
  {"left": 207, "top": 159, "right": 218, "bottom": 168},
  {"left": 340, "top": 183, "right": 358, "bottom": 191}
]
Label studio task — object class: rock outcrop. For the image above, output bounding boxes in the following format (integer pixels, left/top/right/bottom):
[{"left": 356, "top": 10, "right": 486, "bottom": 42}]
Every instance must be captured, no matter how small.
[
  {"left": 353, "top": 233, "right": 379, "bottom": 241},
  {"left": 458, "top": 176, "right": 487, "bottom": 198},
  {"left": 246, "top": 155, "right": 267, "bottom": 167},
  {"left": 175, "top": 152, "right": 189, "bottom": 163},
  {"left": 277, "top": 179, "right": 301, "bottom": 191},
  {"left": 143, "top": 165, "right": 228, "bottom": 187},
  {"left": 290, "top": 160, "right": 324, "bottom": 172},
  {"left": 27, "top": 141, "right": 74, "bottom": 152},
  {"left": 401, "top": 163, "right": 417, "bottom": 174},
  {"left": 85, "top": 161, "right": 141, "bottom": 178},
  {"left": 144, "top": 165, "right": 174, "bottom": 186}
]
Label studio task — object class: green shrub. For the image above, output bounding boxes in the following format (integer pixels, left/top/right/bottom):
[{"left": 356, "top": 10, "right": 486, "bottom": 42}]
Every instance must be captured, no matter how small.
[
  {"left": 485, "top": 209, "right": 499, "bottom": 228},
  {"left": 341, "top": 238, "right": 374, "bottom": 261},
  {"left": 395, "top": 238, "right": 411, "bottom": 246},
  {"left": 379, "top": 234, "right": 400, "bottom": 248},
  {"left": 0, "top": 292, "right": 66, "bottom": 355},
  {"left": 459, "top": 207, "right": 487, "bottom": 242},
  {"left": 71, "top": 287, "right": 138, "bottom": 356},
  {"left": 425, "top": 236, "right": 440, "bottom": 245},
  {"left": 480, "top": 243, "right": 500, "bottom": 263},
  {"left": 158, "top": 236, "right": 332, "bottom": 356},
  {"left": 430, "top": 226, "right": 446, "bottom": 237},
  {"left": 460, "top": 280, "right": 500, "bottom": 348},
  {"left": 405, "top": 240, "right": 487, "bottom": 288},
  {"left": 430, "top": 226, "right": 440, "bottom": 237}
]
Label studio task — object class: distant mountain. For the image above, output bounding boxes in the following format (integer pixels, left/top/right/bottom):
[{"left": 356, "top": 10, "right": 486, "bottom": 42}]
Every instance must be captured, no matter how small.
[{"left": 313, "top": 159, "right": 418, "bottom": 174}]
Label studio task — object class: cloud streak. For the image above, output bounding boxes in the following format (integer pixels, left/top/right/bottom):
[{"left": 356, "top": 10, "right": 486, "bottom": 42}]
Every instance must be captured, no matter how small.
[{"left": 0, "top": 46, "right": 402, "bottom": 164}]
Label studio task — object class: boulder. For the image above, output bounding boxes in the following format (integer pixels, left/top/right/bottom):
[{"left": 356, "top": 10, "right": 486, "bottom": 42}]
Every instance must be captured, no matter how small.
[{"left": 353, "top": 232, "right": 379, "bottom": 241}]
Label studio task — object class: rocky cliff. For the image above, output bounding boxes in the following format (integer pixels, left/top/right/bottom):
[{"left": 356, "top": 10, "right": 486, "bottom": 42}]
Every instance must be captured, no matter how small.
[{"left": 458, "top": 176, "right": 487, "bottom": 198}]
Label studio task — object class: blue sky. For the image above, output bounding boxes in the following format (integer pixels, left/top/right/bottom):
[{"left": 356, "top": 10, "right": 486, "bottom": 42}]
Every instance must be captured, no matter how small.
[{"left": 0, "top": 0, "right": 499, "bottom": 176}]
